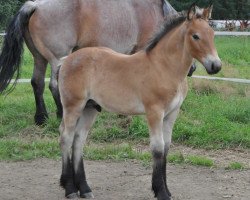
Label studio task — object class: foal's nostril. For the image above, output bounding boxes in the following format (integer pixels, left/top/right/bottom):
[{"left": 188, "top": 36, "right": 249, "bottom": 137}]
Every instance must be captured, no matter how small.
[{"left": 211, "top": 63, "right": 215, "bottom": 71}]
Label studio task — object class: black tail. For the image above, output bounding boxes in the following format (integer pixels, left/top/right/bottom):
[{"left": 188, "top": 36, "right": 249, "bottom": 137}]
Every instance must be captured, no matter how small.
[{"left": 0, "top": 1, "right": 36, "bottom": 93}]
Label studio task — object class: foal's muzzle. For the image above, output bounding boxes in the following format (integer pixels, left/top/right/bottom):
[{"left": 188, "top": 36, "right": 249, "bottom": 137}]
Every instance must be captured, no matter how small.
[{"left": 203, "top": 56, "right": 222, "bottom": 75}]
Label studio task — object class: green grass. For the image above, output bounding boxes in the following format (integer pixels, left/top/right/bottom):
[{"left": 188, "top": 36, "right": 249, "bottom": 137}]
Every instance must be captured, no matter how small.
[
  {"left": 168, "top": 153, "right": 214, "bottom": 167},
  {"left": 189, "top": 36, "right": 250, "bottom": 79},
  {"left": 185, "top": 155, "right": 214, "bottom": 167},
  {"left": 225, "top": 162, "right": 245, "bottom": 170},
  {"left": 0, "top": 139, "right": 214, "bottom": 168},
  {"left": 173, "top": 83, "right": 250, "bottom": 149},
  {"left": 215, "top": 36, "right": 250, "bottom": 67},
  {"left": 0, "top": 139, "right": 60, "bottom": 161}
]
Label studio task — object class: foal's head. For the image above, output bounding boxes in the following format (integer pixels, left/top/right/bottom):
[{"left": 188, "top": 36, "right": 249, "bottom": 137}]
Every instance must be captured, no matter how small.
[{"left": 184, "top": 4, "right": 222, "bottom": 74}]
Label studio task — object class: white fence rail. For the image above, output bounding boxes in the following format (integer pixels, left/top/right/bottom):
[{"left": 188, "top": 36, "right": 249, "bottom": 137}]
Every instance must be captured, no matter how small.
[
  {"left": 1, "top": 32, "right": 250, "bottom": 37},
  {"left": 215, "top": 31, "right": 250, "bottom": 36},
  {"left": 192, "top": 76, "right": 250, "bottom": 84},
  {"left": 11, "top": 77, "right": 250, "bottom": 84}
]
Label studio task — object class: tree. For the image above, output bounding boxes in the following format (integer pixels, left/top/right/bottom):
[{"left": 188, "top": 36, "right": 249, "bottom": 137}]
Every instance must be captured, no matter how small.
[
  {"left": 0, "top": 0, "right": 25, "bottom": 31},
  {"left": 168, "top": 0, "right": 250, "bottom": 20}
]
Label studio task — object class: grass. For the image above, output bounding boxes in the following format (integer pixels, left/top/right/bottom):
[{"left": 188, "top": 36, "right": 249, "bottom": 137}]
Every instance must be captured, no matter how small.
[
  {"left": 189, "top": 36, "right": 250, "bottom": 79},
  {"left": 225, "top": 162, "right": 245, "bottom": 170},
  {"left": 0, "top": 139, "right": 214, "bottom": 168},
  {"left": 169, "top": 153, "right": 214, "bottom": 167}
]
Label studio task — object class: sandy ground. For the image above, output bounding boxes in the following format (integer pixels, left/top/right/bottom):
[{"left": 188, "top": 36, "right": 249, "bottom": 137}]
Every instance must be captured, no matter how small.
[{"left": 0, "top": 159, "right": 249, "bottom": 200}]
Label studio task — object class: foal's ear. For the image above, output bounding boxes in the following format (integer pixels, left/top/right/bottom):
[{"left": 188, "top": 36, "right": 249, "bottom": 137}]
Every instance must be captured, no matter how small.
[
  {"left": 202, "top": 4, "right": 213, "bottom": 20},
  {"left": 187, "top": 3, "right": 196, "bottom": 20},
  {"left": 187, "top": 3, "right": 203, "bottom": 20}
]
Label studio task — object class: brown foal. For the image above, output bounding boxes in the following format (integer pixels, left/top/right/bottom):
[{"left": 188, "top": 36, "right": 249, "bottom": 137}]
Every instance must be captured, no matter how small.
[{"left": 58, "top": 4, "right": 221, "bottom": 200}]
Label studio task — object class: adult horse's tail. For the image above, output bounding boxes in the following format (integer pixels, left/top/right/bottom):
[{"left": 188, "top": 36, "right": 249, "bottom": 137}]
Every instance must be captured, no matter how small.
[{"left": 0, "top": 1, "right": 36, "bottom": 93}]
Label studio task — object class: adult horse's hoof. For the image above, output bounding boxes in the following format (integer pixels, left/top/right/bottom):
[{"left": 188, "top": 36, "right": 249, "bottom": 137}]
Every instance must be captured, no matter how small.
[
  {"left": 34, "top": 113, "right": 48, "bottom": 126},
  {"left": 80, "top": 192, "right": 94, "bottom": 198},
  {"left": 66, "top": 192, "right": 78, "bottom": 199}
]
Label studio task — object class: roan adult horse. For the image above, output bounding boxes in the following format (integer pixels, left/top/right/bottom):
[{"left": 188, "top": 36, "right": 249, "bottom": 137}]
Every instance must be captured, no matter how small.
[
  {"left": 0, "top": 0, "right": 197, "bottom": 125},
  {"left": 58, "top": 4, "right": 221, "bottom": 200}
]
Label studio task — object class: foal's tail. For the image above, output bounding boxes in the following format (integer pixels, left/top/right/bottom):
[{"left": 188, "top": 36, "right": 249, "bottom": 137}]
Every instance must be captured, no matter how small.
[{"left": 0, "top": 1, "right": 36, "bottom": 93}]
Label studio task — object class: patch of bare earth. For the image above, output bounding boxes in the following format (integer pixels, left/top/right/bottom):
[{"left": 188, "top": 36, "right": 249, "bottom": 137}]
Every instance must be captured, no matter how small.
[{"left": 0, "top": 159, "right": 249, "bottom": 200}]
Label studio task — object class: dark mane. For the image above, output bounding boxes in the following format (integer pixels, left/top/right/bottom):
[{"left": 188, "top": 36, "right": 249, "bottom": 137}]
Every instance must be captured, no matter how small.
[{"left": 145, "top": 13, "right": 186, "bottom": 52}]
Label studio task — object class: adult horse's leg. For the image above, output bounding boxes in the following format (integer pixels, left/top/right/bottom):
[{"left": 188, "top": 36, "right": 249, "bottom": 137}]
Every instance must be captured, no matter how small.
[
  {"left": 73, "top": 107, "right": 98, "bottom": 198},
  {"left": 31, "top": 56, "right": 48, "bottom": 125},
  {"left": 24, "top": 30, "right": 49, "bottom": 125},
  {"left": 59, "top": 101, "right": 84, "bottom": 198},
  {"left": 162, "top": 108, "right": 180, "bottom": 198},
  {"left": 146, "top": 107, "right": 170, "bottom": 200}
]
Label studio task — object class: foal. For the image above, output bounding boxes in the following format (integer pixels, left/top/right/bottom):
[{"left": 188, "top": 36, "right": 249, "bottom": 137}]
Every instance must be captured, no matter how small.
[{"left": 58, "top": 4, "right": 221, "bottom": 199}]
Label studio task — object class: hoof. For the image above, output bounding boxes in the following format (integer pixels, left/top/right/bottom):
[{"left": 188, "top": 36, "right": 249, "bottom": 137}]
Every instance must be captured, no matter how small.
[
  {"left": 34, "top": 113, "right": 48, "bottom": 126},
  {"left": 66, "top": 193, "right": 78, "bottom": 199},
  {"left": 80, "top": 192, "right": 94, "bottom": 198}
]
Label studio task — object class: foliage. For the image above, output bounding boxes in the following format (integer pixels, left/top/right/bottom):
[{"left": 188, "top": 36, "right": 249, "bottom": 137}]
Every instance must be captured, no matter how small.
[
  {"left": 0, "top": 0, "right": 26, "bottom": 31},
  {"left": 168, "top": 0, "right": 250, "bottom": 20},
  {"left": 225, "top": 162, "right": 245, "bottom": 170}
]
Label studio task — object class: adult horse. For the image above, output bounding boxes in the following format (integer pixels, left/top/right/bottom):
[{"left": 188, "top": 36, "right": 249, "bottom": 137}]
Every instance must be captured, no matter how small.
[
  {"left": 58, "top": 4, "right": 221, "bottom": 199},
  {"left": 0, "top": 0, "right": 197, "bottom": 125}
]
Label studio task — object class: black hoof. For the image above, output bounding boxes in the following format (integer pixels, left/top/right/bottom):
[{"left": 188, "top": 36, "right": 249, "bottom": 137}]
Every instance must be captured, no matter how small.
[
  {"left": 156, "top": 191, "right": 171, "bottom": 200},
  {"left": 66, "top": 193, "right": 78, "bottom": 199},
  {"left": 34, "top": 113, "right": 48, "bottom": 125},
  {"left": 166, "top": 188, "right": 171, "bottom": 197},
  {"left": 80, "top": 192, "right": 94, "bottom": 198}
]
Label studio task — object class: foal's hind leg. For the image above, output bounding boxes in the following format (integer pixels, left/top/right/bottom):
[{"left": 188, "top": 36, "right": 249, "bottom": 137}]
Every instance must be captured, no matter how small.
[
  {"left": 60, "top": 103, "right": 83, "bottom": 198},
  {"left": 162, "top": 108, "right": 180, "bottom": 198},
  {"left": 146, "top": 107, "right": 170, "bottom": 200},
  {"left": 73, "top": 107, "right": 98, "bottom": 198},
  {"left": 49, "top": 62, "right": 63, "bottom": 118}
]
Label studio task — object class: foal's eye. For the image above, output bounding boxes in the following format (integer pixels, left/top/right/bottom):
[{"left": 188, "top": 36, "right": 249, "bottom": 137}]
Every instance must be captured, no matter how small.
[{"left": 192, "top": 34, "right": 200, "bottom": 40}]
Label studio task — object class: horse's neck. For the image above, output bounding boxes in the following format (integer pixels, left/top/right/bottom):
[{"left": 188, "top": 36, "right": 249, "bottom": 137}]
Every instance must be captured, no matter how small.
[{"left": 149, "top": 23, "right": 193, "bottom": 81}]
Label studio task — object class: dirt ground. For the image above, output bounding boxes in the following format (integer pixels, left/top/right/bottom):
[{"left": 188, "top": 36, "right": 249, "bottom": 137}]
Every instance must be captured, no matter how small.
[{"left": 0, "top": 159, "right": 249, "bottom": 200}]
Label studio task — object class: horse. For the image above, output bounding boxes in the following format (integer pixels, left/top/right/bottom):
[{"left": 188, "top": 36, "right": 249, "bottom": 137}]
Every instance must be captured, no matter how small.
[
  {"left": 0, "top": 0, "right": 196, "bottom": 125},
  {"left": 58, "top": 4, "right": 221, "bottom": 199}
]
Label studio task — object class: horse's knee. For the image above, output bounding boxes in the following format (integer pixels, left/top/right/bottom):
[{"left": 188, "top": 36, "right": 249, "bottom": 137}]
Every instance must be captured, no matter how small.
[{"left": 150, "top": 135, "right": 165, "bottom": 155}]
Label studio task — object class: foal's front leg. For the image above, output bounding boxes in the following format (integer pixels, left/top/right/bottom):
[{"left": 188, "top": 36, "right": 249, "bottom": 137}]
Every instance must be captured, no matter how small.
[{"left": 146, "top": 108, "right": 170, "bottom": 200}]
